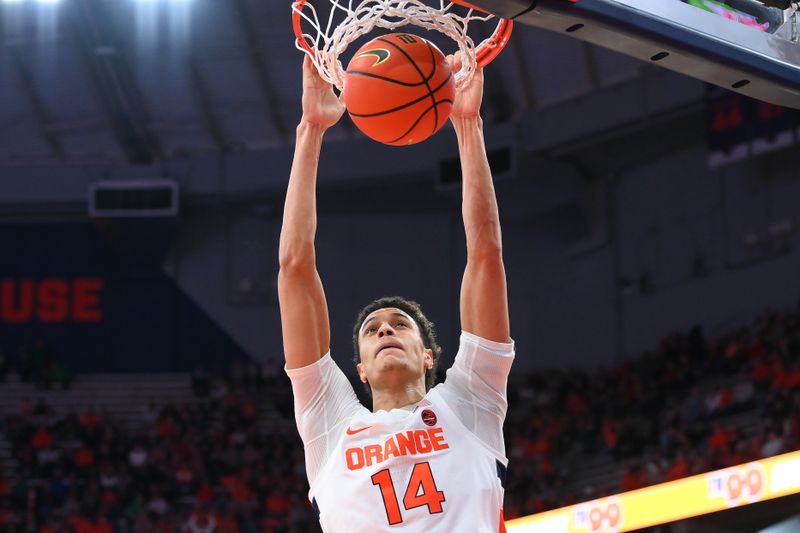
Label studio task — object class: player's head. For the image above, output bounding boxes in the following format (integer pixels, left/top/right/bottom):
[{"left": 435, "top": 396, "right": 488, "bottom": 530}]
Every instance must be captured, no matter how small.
[{"left": 352, "top": 296, "right": 442, "bottom": 396}]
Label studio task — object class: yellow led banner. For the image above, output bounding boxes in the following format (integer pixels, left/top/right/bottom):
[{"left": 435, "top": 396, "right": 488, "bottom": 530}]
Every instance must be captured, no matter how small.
[{"left": 506, "top": 449, "right": 800, "bottom": 533}]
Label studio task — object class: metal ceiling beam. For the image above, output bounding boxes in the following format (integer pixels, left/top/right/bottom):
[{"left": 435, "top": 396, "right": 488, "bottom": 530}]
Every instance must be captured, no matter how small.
[
  {"left": 9, "top": 49, "right": 65, "bottom": 159},
  {"left": 230, "top": 0, "right": 289, "bottom": 142},
  {"left": 66, "top": 0, "right": 162, "bottom": 165},
  {"left": 188, "top": 58, "right": 228, "bottom": 151}
]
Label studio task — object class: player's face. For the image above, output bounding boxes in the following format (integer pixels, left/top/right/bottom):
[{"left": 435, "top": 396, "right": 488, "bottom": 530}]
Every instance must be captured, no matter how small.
[{"left": 357, "top": 307, "right": 433, "bottom": 391}]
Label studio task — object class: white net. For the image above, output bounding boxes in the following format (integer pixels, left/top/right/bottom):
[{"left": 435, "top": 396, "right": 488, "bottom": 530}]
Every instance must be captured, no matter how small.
[{"left": 292, "top": 0, "right": 497, "bottom": 91}]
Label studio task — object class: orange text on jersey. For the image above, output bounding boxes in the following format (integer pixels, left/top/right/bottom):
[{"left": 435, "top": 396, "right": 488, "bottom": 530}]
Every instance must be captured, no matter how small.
[{"left": 345, "top": 428, "right": 449, "bottom": 471}]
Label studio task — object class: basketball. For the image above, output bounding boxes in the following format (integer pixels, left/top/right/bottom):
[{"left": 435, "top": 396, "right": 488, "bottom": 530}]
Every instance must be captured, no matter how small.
[{"left": 343, "top": 33, "right": 455, "bottom": 146}]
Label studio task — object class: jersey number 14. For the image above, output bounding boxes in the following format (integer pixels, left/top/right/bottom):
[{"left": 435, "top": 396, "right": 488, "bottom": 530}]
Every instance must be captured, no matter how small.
[{"left": 371, "top": 462, "right": 446, "bottom": 525}]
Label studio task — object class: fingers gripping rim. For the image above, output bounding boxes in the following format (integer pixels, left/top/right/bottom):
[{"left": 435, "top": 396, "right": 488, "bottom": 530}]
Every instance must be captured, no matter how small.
[{"left": 292, "top": 0, "right": 513, "bottom": 70}]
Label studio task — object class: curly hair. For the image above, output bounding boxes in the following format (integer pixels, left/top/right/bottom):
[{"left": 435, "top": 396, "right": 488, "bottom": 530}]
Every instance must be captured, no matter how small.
[{"left": 352, "top": 296, "right": 442, "bottom": 395}]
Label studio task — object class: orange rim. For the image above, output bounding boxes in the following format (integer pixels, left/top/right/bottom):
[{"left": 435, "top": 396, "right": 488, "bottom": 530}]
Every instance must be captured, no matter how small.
[
  {"left": 476, "top": 18, "right": 513, "bottom": 67},
  {"left": 292, "top": 0, "right": 512, "bottom": 67},
  {"left": 292, "top": 1, "right": 315, "bottom": 59},
  {"left": 450, "top": 0, "right": 488, "bottom": 11}
]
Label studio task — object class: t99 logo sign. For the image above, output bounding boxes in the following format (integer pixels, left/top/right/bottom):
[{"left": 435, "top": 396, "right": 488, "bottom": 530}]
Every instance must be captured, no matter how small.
[
  {"left": 708, "top": 464, "right": 766, "bottom": 507},
  {"left": 574, "top": 499, "right": 622, "bottom": 532}
]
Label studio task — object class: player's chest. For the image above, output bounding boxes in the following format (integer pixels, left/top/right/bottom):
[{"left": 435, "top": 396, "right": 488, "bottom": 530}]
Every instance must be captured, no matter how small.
[
  {"left": 312, "top": 400, "right": 501, "bottom": 531},
  {"left": 341, "top": 403, "right": 453, "bottom": 472}
]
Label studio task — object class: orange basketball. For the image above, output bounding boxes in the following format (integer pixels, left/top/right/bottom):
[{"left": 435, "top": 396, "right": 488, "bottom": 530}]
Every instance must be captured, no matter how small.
[{"left": 343, "top": 33, "right": 455, "bottom": 146}]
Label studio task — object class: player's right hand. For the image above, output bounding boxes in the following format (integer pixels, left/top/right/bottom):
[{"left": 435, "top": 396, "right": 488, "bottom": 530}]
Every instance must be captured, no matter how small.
[
  {"left": 448, "top": 54, "right": 484, "bottom": 122},
  {"left": 301, "top": 55, "right": 345, "bottom": 130}
]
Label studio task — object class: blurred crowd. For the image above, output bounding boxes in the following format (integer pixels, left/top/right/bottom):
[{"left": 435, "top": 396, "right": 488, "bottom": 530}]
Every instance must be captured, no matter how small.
[
  {"left": 0, "top": 363, "right": 317, "bottom": 533},
  {"left": 502, "top": 310, "right": 800, "bottom": 518},
  {"left": 0, "top": 310, "right": 798, "bottom": 531}
]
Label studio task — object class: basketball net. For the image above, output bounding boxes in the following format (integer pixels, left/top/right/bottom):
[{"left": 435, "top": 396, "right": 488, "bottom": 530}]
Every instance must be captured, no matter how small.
[{"left": 292, "top": 0, "right": 512, "bottom": 92}]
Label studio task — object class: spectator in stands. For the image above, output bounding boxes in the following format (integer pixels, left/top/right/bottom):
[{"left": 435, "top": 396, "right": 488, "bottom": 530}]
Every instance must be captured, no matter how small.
[
  {"left": 761, "top": 427, "right": 785, "bottom": 457},
  {"left": 732, "top": 372, "right": 755, "bottom": 411},
  {"left": 31, "top": 425, "right": 54, "bottom": 452},
  {"left": 72, "top": 442, "right": 95, "bottom": 479},
  {"left": 705, "top": 385, "right": 723, "bottom": 417},
  {"left": 128, "top": 442, "right": 148, "bottom": 470},
  {"left": 185, "top": 505, "right": 216, "bottom": 533},
  {"left": 619, "top": 461, "right": 646, "bottom": 492},
  {"left": 642, "top": 452, "right": 667, "bottom": 485},
  {"left": 707, "top": 422, "right": 730, "bottom": 457},
  {"left": 666, "top": 451, "right": 690, "bottom": 481}
]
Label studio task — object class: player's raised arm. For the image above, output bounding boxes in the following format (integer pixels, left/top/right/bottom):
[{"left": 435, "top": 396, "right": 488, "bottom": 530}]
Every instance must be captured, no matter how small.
[
  {"left": 450, "top": 64, "right": 510, "bottom": 344},
  {"left": 279, "top": 57, "right": 345, "bottom": 369}
]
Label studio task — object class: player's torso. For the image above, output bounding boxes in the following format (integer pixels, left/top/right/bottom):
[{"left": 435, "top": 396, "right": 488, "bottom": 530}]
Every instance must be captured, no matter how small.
[{"left": 310, "top": 388, "right": 507, "bottom": 532}]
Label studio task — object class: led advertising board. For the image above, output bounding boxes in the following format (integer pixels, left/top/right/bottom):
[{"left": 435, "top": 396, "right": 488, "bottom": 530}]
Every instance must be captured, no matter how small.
[{"left": 506, "top": 449, "right": 800, "bottom": 532}]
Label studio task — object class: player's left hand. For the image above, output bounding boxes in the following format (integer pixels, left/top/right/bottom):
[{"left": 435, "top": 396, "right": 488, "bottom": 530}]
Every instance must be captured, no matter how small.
[
  {"left": 301, "top": 55, "right": 345, "bottom": 130},
  {"left": 448, "top": 54, "right": 484, "bottom": 121}
]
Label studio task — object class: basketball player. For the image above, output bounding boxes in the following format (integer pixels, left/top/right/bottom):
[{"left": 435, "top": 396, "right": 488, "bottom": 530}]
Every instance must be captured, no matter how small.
[{"left": 279, "top": 55, "right": 514, "bottom": 532}]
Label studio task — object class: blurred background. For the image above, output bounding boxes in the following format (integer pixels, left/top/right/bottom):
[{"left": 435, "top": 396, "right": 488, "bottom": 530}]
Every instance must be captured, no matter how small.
[{"left": 0, "top": 0, "right": 798, "bottom": 531}]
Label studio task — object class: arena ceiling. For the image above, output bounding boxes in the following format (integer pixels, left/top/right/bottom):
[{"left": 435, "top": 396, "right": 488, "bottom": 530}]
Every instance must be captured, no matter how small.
[{"left": 0, "top": 0, "right": 654, "bottom": 165}]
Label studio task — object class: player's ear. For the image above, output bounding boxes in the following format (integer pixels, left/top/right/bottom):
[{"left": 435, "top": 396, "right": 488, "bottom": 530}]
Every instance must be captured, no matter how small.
[
  {"left": 423, "top": 348, "right": 433, "bottom": 370},
  {"left": 357, "top": 362, "right": 368, "bottom": 383}
]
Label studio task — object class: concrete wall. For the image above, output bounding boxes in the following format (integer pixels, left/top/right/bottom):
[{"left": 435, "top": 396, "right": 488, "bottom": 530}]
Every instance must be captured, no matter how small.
[
  {"left": 616, "top": 146, "right": 800, "bottom": 356},
  {"left": 163, "top": 142, "right": 799, "bottom": 373}
]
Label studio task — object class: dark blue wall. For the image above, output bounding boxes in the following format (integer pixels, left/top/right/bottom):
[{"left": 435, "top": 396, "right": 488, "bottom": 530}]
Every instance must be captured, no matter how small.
[{"left": 0, "top": 222, "right": 249, "bottom": 372}]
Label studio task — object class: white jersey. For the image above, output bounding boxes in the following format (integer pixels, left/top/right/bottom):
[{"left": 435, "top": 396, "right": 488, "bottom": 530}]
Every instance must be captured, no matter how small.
[{"left": 286, "top": 331, "right": 515, "bottom": 532}]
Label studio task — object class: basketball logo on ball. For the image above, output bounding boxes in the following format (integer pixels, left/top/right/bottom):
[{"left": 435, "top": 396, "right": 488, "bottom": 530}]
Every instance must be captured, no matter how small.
[
  {"left": 344, "top": 33, "right": 455, "bottom": 146},
  {"left": 355, "top": 48, "right": 391, "bottom": 66}
]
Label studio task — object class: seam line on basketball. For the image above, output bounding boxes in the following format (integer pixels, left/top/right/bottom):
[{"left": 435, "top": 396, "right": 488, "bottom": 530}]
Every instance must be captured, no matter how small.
[
  {"left": 386, "top": 100, "right": 454, "bottom": 145},
  {"left": 345, "top": 71, "right": 430, "bottom": 87},
  {"left": 423, "top": 39, "right": 440, "bottom": 136},
  {"left": 377, "top": 36, "right": 439, "bottom": 134},
  {"left": 346, "top": 72, "right": 453, "bottom": 118},
  {"left": 376, "top": 37, "right": 436, "bottom": 85}
]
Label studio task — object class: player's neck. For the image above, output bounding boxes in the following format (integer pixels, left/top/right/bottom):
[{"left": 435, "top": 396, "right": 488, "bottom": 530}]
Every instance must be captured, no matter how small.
[{"left": 370, "top": 384, "right": 426, "bottom": 413}]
